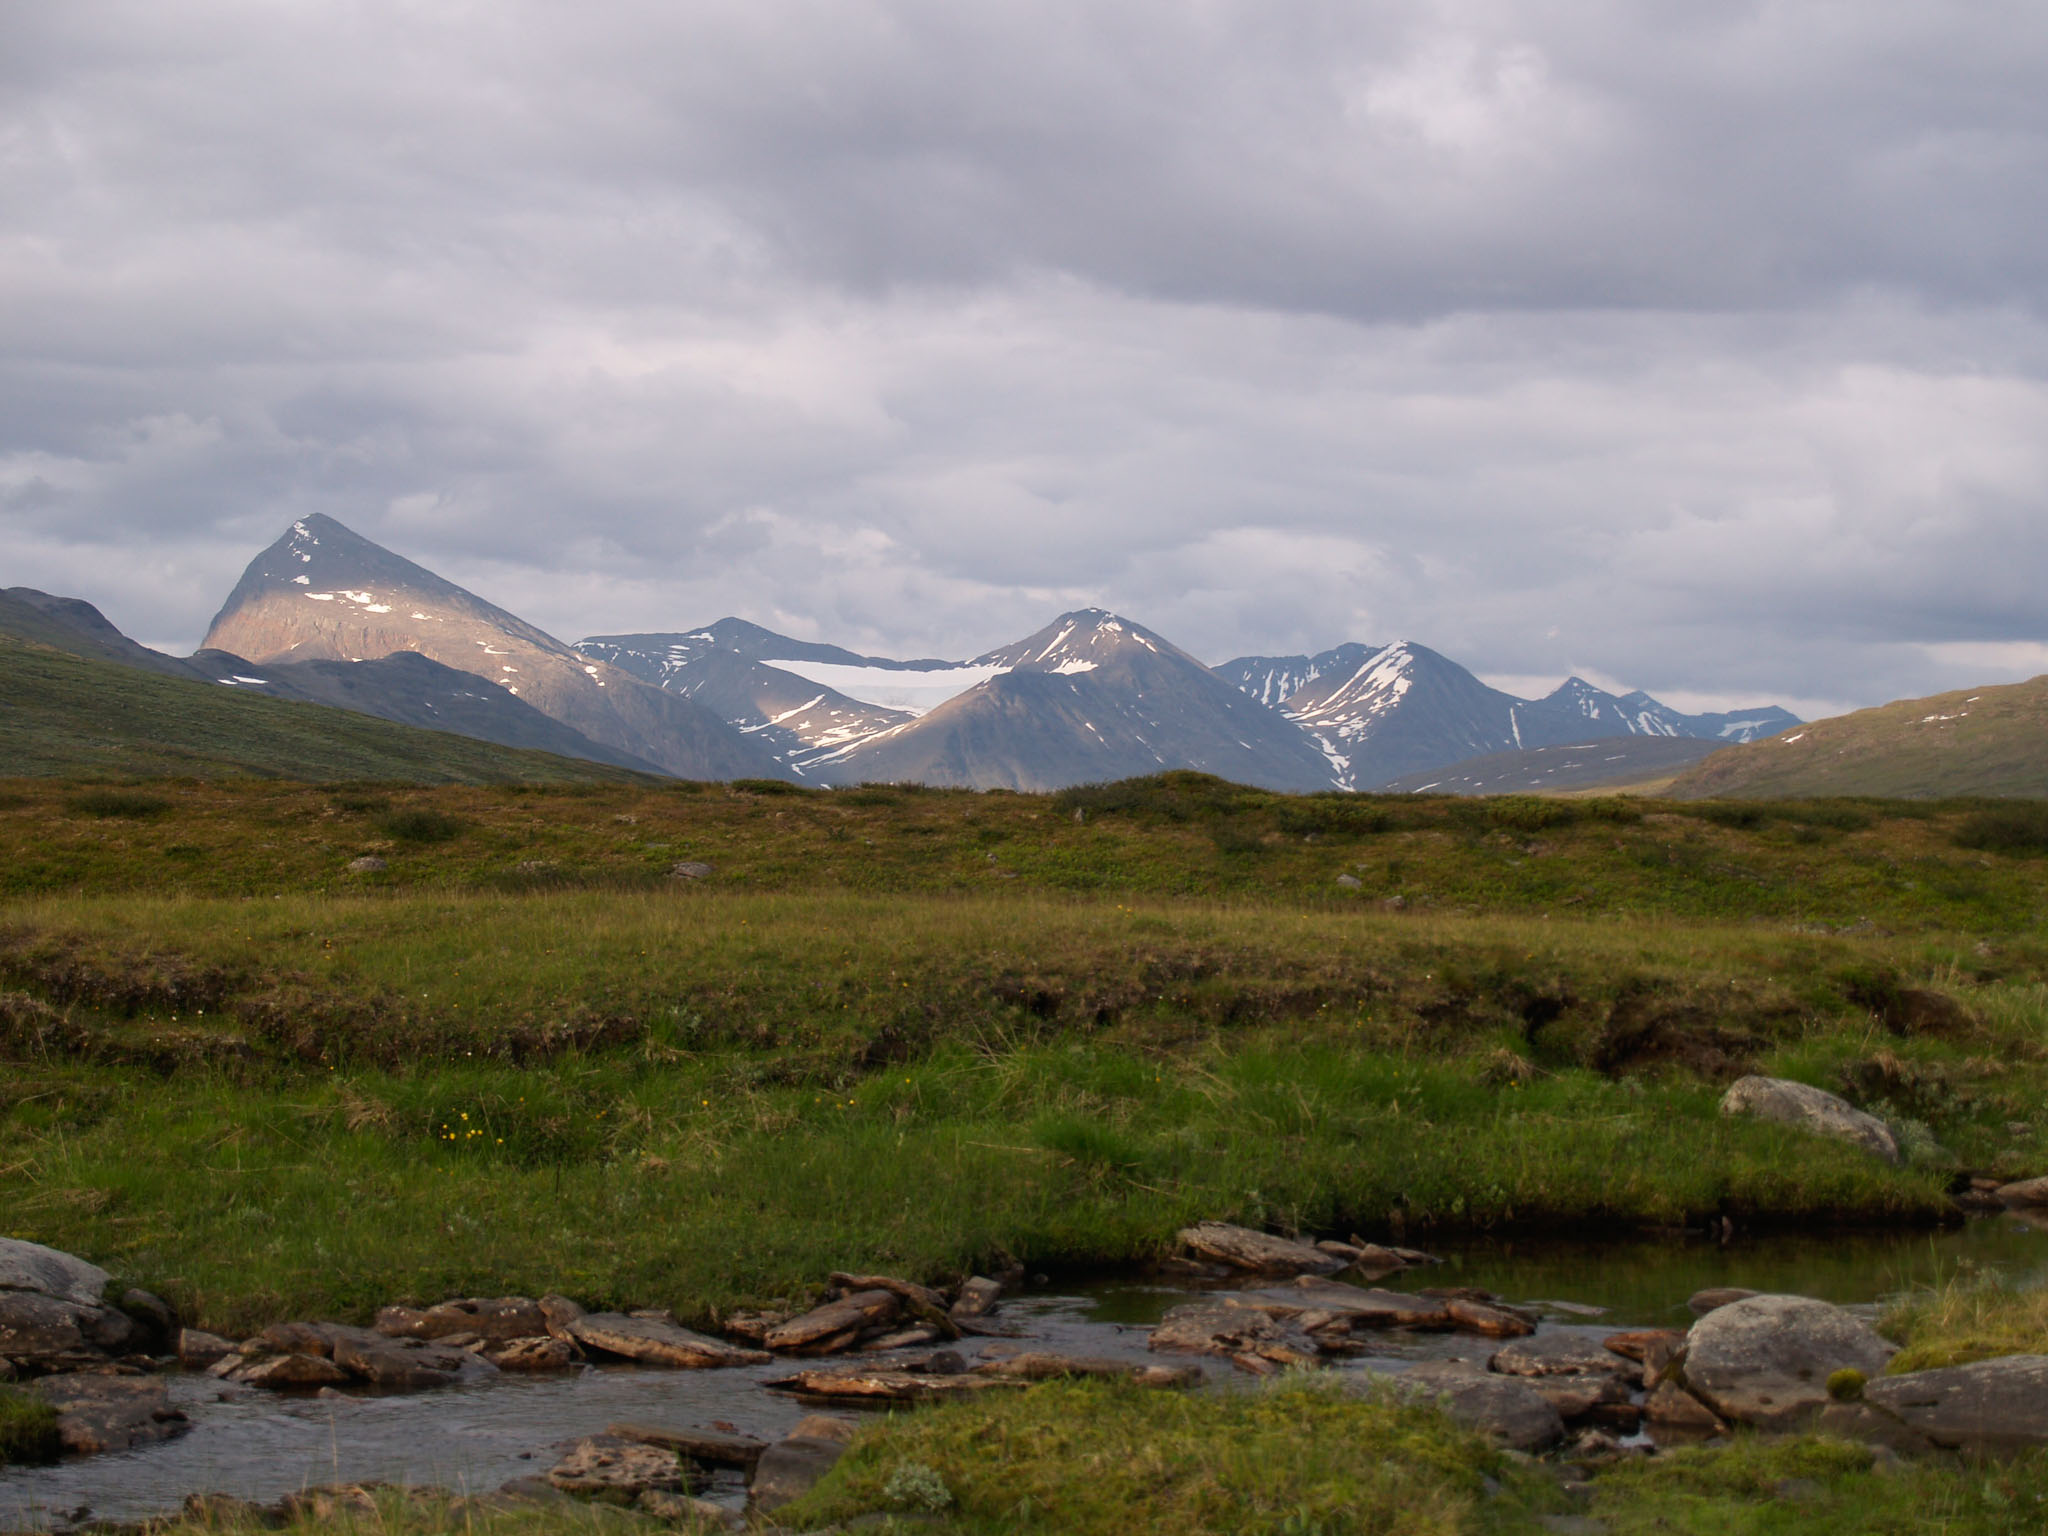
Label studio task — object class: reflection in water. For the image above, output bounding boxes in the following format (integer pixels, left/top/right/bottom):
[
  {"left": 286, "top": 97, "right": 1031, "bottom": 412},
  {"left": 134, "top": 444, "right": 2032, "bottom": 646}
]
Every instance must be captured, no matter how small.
[{"left": 3, "top": 1215, "right": 2041, "bottom": 1530}]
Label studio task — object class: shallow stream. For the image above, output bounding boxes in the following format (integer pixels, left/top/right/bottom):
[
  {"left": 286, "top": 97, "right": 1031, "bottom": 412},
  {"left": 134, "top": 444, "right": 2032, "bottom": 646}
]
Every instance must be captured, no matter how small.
[{"left": 5, "top": 1216, "right": 2044, "bottom": 1531}]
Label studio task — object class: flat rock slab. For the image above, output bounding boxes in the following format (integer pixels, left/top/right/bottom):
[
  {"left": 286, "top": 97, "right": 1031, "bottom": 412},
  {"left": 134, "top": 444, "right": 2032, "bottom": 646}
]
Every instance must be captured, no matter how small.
[
  {"left": 609, "top": 1422, "right": 767, "bottom": 1467},
  {"left": 971, "top": 1352, "right": 1201, "bottom": 1388},
  {"left": 750, "top": 1436, "right": 848, "bottom": 1514},
  {"left": 1492, "top": 1334, "right": 1640, "bottom": 1382},
  {"left": 487, "top": 1335, "right": 576, "bottom": 1371},
  {"left": 330, "top": 1328, "right": 496, "bottom": 1389},
  {"left": 1996, "top": 1177, "right": 2048, "bottom": 1207},
  {"left": 1178, "top": 1221, "right": 1344, "bottom": 1276},
  {"left": 375, "top": 1297, "right": 546, "bottom": 1342},
  {"left": 1377, "top": 1363, "right": 1564, "bottom": 1454},
  {"left": 765, "top": 1367, "right": 1020, "bottom": 1403},
  {"left": 1688, "top": 1288, "right": 1759, "bottom": 1316},
  {"left": 226, "top": 1352, "right": 352, "bottom": 1390},
  {"left": 549, "top": 1435, "right": 697, "bottom": 1499},
  {"left": 1864, "top": 1354, "right": 2048, "bottom": 1454},
  {"left": 1685, "top": 1294, "right": 1896, "bottom": 1429},
  {"left": 0, "top": 1239, "right": 110, "bottom": 1307},
  {"left": 1719, "top": 1076, "right": 1899, "bottom": 1163},
  {"left": 763, "top": 1290, "right": 902, "bottom": 1354},
  {"left": 1150, "top": 1304, "right": 1320, "bottom": 1371},
  {"left": 28, "top": 1373, "right": 189, "bottom": 1455},
  {"left": 568, "top": 1312, "right": 770, "bottom": 1369}
]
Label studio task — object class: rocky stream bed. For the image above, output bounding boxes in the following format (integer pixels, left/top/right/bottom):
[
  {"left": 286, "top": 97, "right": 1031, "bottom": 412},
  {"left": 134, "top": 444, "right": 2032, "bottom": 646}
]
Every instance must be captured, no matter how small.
[{"left": 6, "top": 1213, "right": 2048, "bottom": 1532}]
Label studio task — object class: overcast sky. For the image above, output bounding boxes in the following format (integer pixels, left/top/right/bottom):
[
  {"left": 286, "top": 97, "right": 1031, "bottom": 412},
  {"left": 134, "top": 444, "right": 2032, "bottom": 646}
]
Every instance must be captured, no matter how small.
[{"left": 4, "top": 1, "right": 2045, "bottom": 717}]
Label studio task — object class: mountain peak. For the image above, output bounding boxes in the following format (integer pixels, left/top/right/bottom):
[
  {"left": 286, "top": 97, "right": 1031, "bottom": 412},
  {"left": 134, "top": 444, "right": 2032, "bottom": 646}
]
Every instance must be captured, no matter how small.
[{"left": 974, "top": 609, "right": 1175, "bottom": 673}]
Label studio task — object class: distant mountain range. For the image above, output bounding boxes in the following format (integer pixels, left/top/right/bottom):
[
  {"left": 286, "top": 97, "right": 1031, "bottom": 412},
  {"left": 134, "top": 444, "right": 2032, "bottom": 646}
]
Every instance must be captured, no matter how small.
[{"left": 7, "top": 516, "right": 1810, "bottom": 792}]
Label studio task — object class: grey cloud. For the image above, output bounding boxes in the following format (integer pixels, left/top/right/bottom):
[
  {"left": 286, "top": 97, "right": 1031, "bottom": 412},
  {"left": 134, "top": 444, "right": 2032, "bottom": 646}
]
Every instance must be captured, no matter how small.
[{"left": 2, "top": 1, "right": 2045, "bottom": 713}]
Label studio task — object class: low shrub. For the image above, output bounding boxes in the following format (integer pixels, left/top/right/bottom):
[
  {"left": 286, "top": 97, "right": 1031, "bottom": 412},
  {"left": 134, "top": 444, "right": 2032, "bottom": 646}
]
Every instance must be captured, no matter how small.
[
  {"left": 1953, "top": 802, "right": 2048, "bottom": 858},
  {"left": 66, "top": 788, "right": 172, "bottom": 820},
  {"left": 375, "top": 808, "right": 465, "bottom": 844}
]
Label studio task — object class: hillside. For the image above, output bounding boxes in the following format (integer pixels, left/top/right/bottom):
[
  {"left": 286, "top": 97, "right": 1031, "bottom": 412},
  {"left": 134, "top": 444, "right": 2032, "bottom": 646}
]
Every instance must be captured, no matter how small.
[
  {"left": 1377, "top": 735, "right": 1725, "bottom": 795},
  {"left": 202, "top": 516, "right": 782, "bottom": 780},
  {"left": 0, "top": 633, "right": 654, "bottom": 784},
  {"left": 1668, "top": 675, "right": 2048, "bottom": 799}
]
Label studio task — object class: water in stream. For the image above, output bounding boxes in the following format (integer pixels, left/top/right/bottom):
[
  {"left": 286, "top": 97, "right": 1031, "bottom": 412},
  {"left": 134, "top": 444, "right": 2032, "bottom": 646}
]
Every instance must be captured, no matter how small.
[{"left": 5, "top": 1215, "right": 2044, "bottom": 1531}]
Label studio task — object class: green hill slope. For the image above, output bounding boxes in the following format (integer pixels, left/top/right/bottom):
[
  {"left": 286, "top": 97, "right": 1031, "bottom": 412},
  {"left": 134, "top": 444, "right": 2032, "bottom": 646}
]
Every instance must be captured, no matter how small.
[
  {"left": 1669, "top": 674, "right": 2048, "bottom": 799},
  {"left": 0, "top": 634, "right": 657, "bottom": 784}
]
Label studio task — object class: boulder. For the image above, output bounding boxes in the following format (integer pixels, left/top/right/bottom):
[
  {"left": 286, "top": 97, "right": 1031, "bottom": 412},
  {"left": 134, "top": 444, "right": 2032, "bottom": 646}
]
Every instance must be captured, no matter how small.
[
  {"left": 548, "top": 1435, "right": 697, "bottom": 1501},
  {"left": 750, "top": 1434, "right": 849, "bottom": 1514},
  {"left": 669, "top": 861, "right": 714, "bottom": 880},
  {"left": 1521, "top": 1371, "right": 1634, "bottom": 1422},
  {"left": 1383, "top": 1362, "right": 1564, "bottom": 1453},
  {"left": 0, "top": 1289, "right": 139, "bottom": 1373},
  {"left": 1684, "top": 1294, "right": 1896, "bottom": 1429},
  {"left": 568, "top": 1312, "right": 771, "bottom": 1369},
  {"left": 1995, "top": 1176, "right": 2048, "bottom": 1207},
  {"left": 1177, "top": 1221, "right": 1345, "bottom": 1276},
  {"left": 1719, "top": 1076, "right": 1899, "bottom": 1162},
  {"left": 117, "top": 1289, "right": 180, "bottom": 1354},
  {"left": 1863, "top": 1354, "right": 2048, "bottom": 1455},
  {"left": 28, "top": 1372, "right": 190, "bottom": 1455},
  {"left": 0, "top": 1239, "right": 110, "bottom": 1306}
]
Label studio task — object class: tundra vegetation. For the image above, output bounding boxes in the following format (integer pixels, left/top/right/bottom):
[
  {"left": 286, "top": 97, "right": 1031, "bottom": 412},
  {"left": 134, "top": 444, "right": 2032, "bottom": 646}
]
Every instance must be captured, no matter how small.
[{"left": 2, "top": 771, "right": 2046, "bottom": 1522}]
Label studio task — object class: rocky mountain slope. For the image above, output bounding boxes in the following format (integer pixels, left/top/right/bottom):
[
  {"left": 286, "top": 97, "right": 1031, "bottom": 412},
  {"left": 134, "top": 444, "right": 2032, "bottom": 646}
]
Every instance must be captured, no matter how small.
[
  {"left": 1219, "top": 642, "right": 1798, "bottom": 790},
  {"left": 1666, "top": 676, "right": 2048, "bottom": 799},
  {"left": 202, "top": 517, "right": 782, "bottom": 780},
  {"left": 819, "top": 610, "right": 1339, "bottom": 791}
]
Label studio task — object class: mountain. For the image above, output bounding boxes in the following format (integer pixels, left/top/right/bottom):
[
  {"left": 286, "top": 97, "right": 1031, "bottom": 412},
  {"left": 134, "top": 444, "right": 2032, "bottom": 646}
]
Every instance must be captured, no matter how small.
[
  {"left": 1666, "top": 676, "right": 2048, "bottom": 799},
  {"left": 1, "top": 588, "right": 211, "bottom": 681},
  {"left": 0, "top": 630, "right": 652, "bottom": 784},
  {"left": 1219, "top": 643, "right": 1800, "bottom": 790},
  {"left": 817, "top": 609, "right": 1339, "bottom": 791},
  {"left": 202, "top": 516, "right": 783, "bottom": 780},
  {"left": 1212, "top": 643, "right": 1381, "bottom": 710},
  {"left": 1377, "top": 736, "right": 1726, "bottom": 796}
]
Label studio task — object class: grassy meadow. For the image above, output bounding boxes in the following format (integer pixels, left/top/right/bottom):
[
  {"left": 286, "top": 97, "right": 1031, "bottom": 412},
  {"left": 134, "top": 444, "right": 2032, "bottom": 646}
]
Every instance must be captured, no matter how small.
[{"left": 2, "top": 772, "right": 2045, "bottom": 1332}]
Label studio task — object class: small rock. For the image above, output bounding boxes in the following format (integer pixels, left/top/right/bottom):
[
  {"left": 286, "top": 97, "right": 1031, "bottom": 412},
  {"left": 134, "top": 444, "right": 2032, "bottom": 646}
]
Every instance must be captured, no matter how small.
[
  {"left": 1719, "top": 1076, "right": 1899, "bottom": 1162},
  {"left": 1685, "top": 1294, "right": 1896, "bottom": 1429},
  {"left": 117, "top": 1289, "right": 179, "bottom": 1354},
  {"left": 609, "top": 1422, "right": 767, "bottom": 1468},
  {"left": 549, "top": 1435, "right": 696, "bottom": 1500},
  {"left": 1644, "top": 1379, "right": 1725, "bottom": 1436},
  {"left": 750, "top": 1434, "right": 848, "bottom": 1513},
  {"left": 1148, "top": 1304, "right": 1320, "bottom": 1372},
  {"left": 486, "top": 1335, "right": 576, "bottom": 1371},
  {"left": 346, "top": 856, "right": 387, "bottom": 874},
  {"left": 177, "top": 1328, "right": 237, "bottom": 1369},
  {"left": 1687, "top": 1287, "right": 1758, "bottom": 1316},
  {"left": 950, "top": 1277, "right": 1003, "bottom": 1319},
  {"left": 1336, "top": 874, "right": 1363, "bottom": 889},
  {"left": 669, "top": 861, "right": 714, "bottom": 880},
  {"left": 638, "top": 1488, "right": 735, "bottom": 1524}
]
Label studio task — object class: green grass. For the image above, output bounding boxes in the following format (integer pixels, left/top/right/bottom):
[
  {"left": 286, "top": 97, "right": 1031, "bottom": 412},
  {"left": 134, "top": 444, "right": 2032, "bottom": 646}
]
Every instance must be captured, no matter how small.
[
  {"left": 0, "top": 1385, "right": 62, "bottom": 1467},
  {"left": 1883, "top": 1273, "right": 2048, "bottom": 1373},
  {"left": 783, "top": 1377, "right": 1534, "bottom": 1535},
  {"left": 0, "top": 635, "right": 654, "bottom": 784}
]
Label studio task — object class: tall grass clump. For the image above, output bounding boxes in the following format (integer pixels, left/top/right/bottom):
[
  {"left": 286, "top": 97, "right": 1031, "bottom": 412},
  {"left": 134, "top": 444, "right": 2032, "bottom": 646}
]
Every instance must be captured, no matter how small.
[
  {"left": 0, "top": 1386, "right": 62, "bottom": 1466},
  {"left": 1882, "top": 1271, "right": 2048, "bottom": 1372},
  {"left": 1953, "top": 802, "right": 2048, "bottom": 858}
]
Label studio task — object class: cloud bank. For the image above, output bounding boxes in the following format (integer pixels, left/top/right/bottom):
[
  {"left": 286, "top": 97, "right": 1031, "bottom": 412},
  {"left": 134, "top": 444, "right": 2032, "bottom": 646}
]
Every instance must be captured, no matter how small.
[{"left": 4, "top": 0, "right": 2045, "bottom": 714}]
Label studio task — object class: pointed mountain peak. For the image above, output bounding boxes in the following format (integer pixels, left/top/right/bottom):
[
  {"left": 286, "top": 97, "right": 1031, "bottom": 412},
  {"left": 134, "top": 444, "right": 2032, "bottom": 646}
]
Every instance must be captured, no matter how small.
[{"left": 974, "top": 609, "right": 1176, "bottom": 672}]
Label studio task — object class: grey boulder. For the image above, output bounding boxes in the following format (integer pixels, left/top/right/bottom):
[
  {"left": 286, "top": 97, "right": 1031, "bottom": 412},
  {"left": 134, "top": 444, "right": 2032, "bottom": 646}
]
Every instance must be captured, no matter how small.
[
  {"left": 1719, "top": 1076, "right": 1899, "bottom": 1163},
  {"left": 1685, "top": 1294, "right": 1896, "bottom": 1428},
  {"left": 27, "top": 1372, "right": 189, "bottom": 1455},
  {"left": 1376, "top": 1361, "right": 1564, "bottom": 1453},
  {"left": 0, "top": 1239, "right": 110, "bottom": 1307},
  {"left": 1864, "top": 1354, "right": 2048, "bottom": 1455}
]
